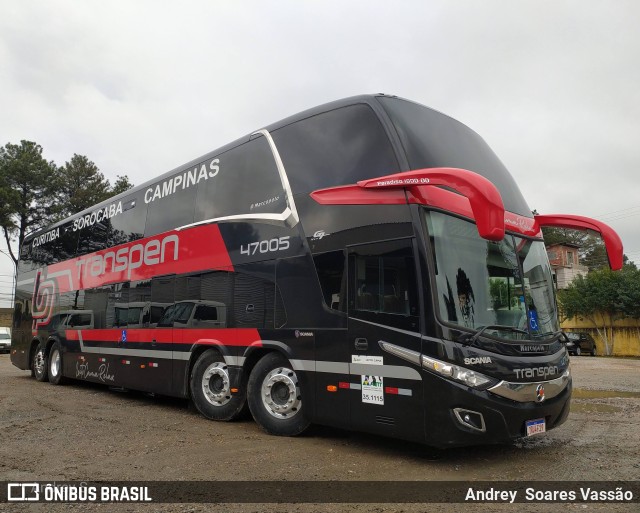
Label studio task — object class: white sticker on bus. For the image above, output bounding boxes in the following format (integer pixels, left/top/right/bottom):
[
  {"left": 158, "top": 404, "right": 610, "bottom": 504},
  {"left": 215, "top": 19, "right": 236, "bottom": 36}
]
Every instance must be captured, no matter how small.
[
  {"left": 352, "top": 355, "right": 383, "bottom": 365},
  {"left": 361, "top": 375, "right": 384, "bottom": 405}
]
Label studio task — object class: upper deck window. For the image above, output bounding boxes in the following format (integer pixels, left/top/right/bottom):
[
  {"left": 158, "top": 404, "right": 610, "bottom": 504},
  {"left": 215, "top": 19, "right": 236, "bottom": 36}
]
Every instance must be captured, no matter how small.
[
  {"left": 272, "top": 104, "right": 399, "bottom": 194},
  {"left": 378, "top": 97, "right": 531, "bottom": 217},
  {"left": 194, "top": 136, "right": 286, "bottom": 223}
]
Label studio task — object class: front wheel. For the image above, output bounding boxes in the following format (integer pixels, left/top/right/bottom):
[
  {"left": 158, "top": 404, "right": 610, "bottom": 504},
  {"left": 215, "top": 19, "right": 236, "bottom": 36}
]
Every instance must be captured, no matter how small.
[
  {"left": 575, "top": 346, "right": 581, "bottom": 356},
  {"left": 591, "top": 347, "right": 597, "bottom": 356},
  {"left": 190, "top": 350, "right": 247, "bottom": 421},
  {"left": 247, "top": 353, "right": 310, "bottom": 436}
]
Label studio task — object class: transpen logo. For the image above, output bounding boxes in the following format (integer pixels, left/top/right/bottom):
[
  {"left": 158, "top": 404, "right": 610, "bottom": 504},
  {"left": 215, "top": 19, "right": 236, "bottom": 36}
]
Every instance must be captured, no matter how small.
[
  {"left": 31, "top": 269, "right": 57, "bottom": 335},
  {"left": 74, "top": 233, "right": 179, "bottom": 281}
]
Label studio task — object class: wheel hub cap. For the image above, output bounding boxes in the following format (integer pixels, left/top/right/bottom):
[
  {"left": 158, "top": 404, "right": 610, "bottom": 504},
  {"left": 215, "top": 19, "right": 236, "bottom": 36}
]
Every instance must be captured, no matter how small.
[
  {"left": 201, "top": 362, "right": 231, "bottom": 406},
  {"left": 261, "top": 367, "right": 301, "bottom": 419},
  {"left": 50, "top": 349, "right": 61, "bottom": 377},
  {"left": 34, "top": 351, "right": 45, "bottom": 375}
]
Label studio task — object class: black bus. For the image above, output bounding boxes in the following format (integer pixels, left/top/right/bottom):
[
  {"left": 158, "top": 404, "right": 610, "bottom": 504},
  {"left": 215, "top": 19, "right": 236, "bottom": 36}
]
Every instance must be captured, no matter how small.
[{"left": 10, "top": 95, "right": 623, "bottom": 447}]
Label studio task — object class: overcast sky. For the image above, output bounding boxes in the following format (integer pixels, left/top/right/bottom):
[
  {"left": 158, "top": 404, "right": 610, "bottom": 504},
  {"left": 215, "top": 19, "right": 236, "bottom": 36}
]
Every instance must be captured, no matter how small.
[{"left": 1, "top": 0, "right": 639, "bottom": 307}]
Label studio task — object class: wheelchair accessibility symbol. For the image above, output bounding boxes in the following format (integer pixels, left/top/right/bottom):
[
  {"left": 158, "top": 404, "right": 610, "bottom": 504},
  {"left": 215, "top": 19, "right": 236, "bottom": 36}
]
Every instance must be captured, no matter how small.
[
  {"left": 121, "top": 330, "right": 127, "bottom": 343},
  {"left": 528, "top": 311, "right": 539, "bottom": 331}
]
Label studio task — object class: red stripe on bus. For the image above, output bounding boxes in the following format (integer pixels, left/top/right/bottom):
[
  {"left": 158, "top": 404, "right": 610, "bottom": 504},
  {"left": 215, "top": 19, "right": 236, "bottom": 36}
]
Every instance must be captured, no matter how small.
[
  {"left": 65, "top": 328, "right": 262, "bottom": 347},
  {"left": 46, "top": 224, "right": 233, "bottom": 294}
]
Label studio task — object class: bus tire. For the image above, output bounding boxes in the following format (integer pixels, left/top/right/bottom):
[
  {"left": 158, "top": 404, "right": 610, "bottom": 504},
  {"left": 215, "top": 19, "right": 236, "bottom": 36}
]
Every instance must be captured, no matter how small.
[
  {"left": 190, "top": 350, "right": 246, "bottom": 421},
  {"left": 32, "top": 342, "right": 48, "bottom": 382},
  {"left": 247, "top": 352, "right": 310, "bottom": 437},
  {"left": 48, "top": 341, "right": 66, "bottom": 385}
]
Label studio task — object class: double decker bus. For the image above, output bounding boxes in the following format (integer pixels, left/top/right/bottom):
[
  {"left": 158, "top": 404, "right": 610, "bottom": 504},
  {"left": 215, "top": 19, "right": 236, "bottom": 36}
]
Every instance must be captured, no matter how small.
[{"left": 10, "top": 95, "right": 623, "bottom": 447}]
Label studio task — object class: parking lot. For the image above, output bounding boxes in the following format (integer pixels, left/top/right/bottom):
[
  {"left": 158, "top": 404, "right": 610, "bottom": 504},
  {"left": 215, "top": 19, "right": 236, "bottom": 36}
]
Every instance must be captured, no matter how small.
[{"left": 0, "top": 354, "right": 638, "bottom": 512}]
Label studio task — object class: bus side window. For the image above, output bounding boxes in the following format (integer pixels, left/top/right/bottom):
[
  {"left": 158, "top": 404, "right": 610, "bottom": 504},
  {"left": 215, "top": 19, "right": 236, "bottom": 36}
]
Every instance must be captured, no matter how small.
[
  {"left": 349, "top": 240, "right": 419, "bottom": 331},
  {"left": 151, "top": 276, "right": 175, "bottom": 327},
  {"left": 313, "top": 250, "right": 346, "bottom": 312}
]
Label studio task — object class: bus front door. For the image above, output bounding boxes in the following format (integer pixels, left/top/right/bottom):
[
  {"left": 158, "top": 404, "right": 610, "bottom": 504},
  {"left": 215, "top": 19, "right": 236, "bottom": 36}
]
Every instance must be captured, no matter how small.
[{"left": 347, "top": 240, "right": 424, "bottom": 442}]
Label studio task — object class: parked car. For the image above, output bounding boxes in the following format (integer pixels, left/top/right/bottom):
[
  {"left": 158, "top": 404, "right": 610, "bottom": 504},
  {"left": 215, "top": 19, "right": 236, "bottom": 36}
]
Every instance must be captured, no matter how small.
[
  {"left": 563, "top": 331, "right": 597, "bottom": 356},
  {"left": 42, "top": 310, "right": 95, "bottom": 334},
  {"left": 0, "top": 327, "right": 11, "bottom": 353}
]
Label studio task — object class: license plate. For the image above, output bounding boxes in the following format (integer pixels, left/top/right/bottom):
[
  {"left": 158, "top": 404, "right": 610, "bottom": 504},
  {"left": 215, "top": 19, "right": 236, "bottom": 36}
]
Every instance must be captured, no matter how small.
[{"left": 526, "top": 418, "right": 546, "bottom": 436}]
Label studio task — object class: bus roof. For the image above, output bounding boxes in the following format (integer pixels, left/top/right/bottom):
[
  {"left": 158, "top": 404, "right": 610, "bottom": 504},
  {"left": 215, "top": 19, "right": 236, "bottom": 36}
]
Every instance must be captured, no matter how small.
[{"left": 23, "top": 94, "right": 498, "bottom": 243}]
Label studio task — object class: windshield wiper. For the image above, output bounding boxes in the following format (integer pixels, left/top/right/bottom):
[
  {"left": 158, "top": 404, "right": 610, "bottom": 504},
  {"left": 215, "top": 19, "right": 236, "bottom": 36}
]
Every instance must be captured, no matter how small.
[
  {"left": 532, "top": 330, "right": 566, "bottom": 344},
  {"left": 458, "top": 324, "right": 529, "bottom": 345}
]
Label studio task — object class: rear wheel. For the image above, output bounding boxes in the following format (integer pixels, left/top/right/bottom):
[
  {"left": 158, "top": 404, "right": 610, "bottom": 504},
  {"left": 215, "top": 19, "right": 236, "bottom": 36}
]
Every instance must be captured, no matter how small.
[
  {"left": 32, "top": 343, "right": 48, "bottom": 382},
  {"left": 247, "top": 353, "right": 310, "bottom": 436},
  {"left": 575, "top": 346, "right": 581, "bottom": 356},
  {"left": 48, "top": 341, "right": 66, "bottom": 385},
  {"left": 190, "top": 350, "right": 247, "bottom": 421},
  {"left": 591, "top": 346, "right": 597, "bottom": 356}
]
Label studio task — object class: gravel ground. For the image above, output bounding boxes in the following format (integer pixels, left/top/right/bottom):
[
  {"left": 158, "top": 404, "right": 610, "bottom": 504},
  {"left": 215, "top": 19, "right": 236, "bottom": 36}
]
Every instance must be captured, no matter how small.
[{"left": 0, "top": 353, "right": 638, "bottom": 512}]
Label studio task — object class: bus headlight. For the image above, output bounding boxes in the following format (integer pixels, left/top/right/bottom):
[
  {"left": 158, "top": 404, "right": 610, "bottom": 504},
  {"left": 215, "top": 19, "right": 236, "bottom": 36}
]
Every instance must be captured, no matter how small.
[{"left": 421, "top": 355, "right": 496, "bottom": 389}]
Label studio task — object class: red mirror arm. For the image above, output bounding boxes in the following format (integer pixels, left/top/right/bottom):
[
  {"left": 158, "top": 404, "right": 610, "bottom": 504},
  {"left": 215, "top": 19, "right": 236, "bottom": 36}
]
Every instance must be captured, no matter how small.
[
  {"left": 535, "top": 214, "right": 624, "bottom": 270},
  {"left": 357, "top": 168, "right": 506, "bottom": 241}
]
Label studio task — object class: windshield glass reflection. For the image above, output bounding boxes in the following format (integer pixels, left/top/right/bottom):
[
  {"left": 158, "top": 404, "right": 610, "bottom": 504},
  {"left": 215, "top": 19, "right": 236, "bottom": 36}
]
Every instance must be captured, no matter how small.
[{"left": 425, "top": 211, "right": 558, "bottom": 341}]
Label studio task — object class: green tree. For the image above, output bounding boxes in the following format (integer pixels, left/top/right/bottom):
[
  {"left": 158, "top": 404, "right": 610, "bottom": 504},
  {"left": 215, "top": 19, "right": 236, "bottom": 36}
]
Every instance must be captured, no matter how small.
[
  {"left": 558, "top": 267, "right": 640, "bottom": 355},
  {"left": 0, "top": 141, "right": 59, "bottom": 265},
  {"left": 541, "top": 226, "right": 584, "bottom": 247},
  {"left": 111, "top": 175, "right": 133, "bottom": 196},
  {"left": 56, "top": 154, "right": 111, "bottom": 218},
  {"left": 56, "top": 155, "right": 134, "bottom": 218}
]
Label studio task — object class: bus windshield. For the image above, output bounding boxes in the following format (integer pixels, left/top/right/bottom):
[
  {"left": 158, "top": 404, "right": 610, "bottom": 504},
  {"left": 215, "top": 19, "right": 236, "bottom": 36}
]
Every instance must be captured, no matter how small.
[{"left": 425, "top": 211, "right": 558, "bottom": 341}]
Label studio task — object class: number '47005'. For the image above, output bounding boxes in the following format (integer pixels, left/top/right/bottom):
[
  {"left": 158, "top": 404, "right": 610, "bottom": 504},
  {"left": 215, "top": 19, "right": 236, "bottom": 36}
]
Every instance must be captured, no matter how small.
[{"left": 240, "top": 236, "right": 290, "bottom": 256}]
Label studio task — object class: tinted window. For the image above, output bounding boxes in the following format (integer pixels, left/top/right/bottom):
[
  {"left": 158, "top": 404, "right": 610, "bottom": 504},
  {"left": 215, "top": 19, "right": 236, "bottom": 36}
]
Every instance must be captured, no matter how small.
[
  {"left": 77, "top": 194, "right": 145, "bottom": 255},
  {"left": 195, "top": 305, "right": 218, "bottom": 321},
  {"left": 313, "top": 250, "right": 346, "bottom": 311},
  {"left": 59, "top": 290, "right": 85, "bottom": 311},
  {"left": 194, "top": 137, "right": 285, "bottom": 223},
  {"left": 68, "top": 313, "right": 92, "bottom": 327},
  {"left": 153, "top": 271, "right": 233, "bottom": 327},
  {"left": 272, "top": 104, "right": 399, "bottom": 194},
  {"left": 30, "top": 221, "right": 79, "bottom": 267},
  {"left": 84, "top": 286, "right": 112, "bottom": 329},
  {"left": 158, "top": 302, "right": 194, "bottom": 327},
  {"left": 18, "top": 240, "right": 35, "bottom": 272},
  {"left": 145, "top": 181, "right": 196, "bottom": 236},
  {"left": 349, "top": 240, "right": 419, "bottom": 331},
  {"left": 105, "top": 283, "right": 130, "bottom": 328},
  {"left": 379, "top": 97, "right": 531, "bottom": 217},
  {"left": 150, "top": 306, "right": 164, "bottom": 324},
  {"left": 112, "top": 279, "right": 154, "bottom": 327}
]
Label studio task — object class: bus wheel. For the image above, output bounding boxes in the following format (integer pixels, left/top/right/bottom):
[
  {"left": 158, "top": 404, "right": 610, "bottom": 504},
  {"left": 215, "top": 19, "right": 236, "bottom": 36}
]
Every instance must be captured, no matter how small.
[
  {"left": 32, "top": 343, "right": 49, "bottom": 382},
  {"left": 247, "top": 353, "right": 310, "bottom": 436},
  {"left": 190, "top": 350, "right": 246, "bottom": 421},
  {"left": 48, "top": 342, "right": 66, "bottom": 385}
]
